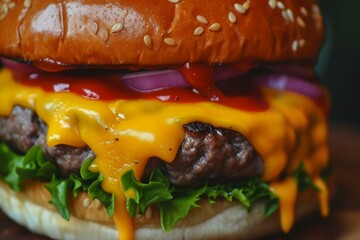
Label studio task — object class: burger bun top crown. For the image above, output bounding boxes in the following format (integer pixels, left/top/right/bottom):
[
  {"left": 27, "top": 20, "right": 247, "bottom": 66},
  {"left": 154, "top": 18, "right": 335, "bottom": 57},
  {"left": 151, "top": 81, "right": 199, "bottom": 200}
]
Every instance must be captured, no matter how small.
[{"left": 0, "top": 0, "right": 324, "bottom": 67}]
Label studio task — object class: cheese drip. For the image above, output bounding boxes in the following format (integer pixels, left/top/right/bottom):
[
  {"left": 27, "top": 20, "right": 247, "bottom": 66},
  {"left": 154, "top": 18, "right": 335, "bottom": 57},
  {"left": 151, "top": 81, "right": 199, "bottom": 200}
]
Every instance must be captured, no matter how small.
[
  {"left": 270, "top": 178, "right": 298, "bottom": 233},
  {"left": 0, "top": 69, "right": 329, "bottom": 239},
  {"left": 314, "top": 177, "right": 329, "bottom": 217}
]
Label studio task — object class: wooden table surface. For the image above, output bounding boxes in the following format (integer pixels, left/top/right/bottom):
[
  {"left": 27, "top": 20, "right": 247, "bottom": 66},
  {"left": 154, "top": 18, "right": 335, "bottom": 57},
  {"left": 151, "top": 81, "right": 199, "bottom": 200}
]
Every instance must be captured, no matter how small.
[{"left": 1, "top": 124, "right": 359, "bottom": 240}]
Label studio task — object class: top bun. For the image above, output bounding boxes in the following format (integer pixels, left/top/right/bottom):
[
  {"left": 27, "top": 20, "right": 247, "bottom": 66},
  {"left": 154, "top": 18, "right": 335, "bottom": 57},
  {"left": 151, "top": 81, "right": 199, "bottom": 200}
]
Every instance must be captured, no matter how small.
[{"left": 0, "top": 0, "right": 324, "bottom": 67}]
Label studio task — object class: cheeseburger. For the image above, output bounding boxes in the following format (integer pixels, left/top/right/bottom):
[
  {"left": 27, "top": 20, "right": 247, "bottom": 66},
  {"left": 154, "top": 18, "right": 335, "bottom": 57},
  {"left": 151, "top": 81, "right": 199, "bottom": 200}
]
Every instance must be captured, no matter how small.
[{"left": 0, "top": 0, "right": 330, "bottom": 239}]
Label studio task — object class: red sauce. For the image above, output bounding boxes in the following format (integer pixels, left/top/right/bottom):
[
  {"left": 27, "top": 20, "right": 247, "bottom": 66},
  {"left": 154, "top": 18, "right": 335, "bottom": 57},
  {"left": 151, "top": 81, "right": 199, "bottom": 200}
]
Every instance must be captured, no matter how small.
[
  {"left": 12, "top": 64, "right": 268, "bottom": 111},
  {"left": 179, "top": 63, "right": 267, "bottom": 111}
]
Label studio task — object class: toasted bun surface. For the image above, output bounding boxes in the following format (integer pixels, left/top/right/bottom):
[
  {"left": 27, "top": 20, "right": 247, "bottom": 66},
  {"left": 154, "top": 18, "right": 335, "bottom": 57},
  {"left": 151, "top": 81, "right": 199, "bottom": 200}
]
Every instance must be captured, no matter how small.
[
  {"left": 0, "top": 180, "right": 320, "bottom": 240},
  {"left": 0, "top": 0, "right": 323, "bottom": 66}
]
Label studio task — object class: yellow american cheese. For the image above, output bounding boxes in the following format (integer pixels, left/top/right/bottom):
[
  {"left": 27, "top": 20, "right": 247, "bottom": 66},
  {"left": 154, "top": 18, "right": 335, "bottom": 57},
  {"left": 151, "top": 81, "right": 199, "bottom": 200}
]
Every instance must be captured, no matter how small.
[{"left": 0, "top": 68, "right": 329, "bottom": 238}]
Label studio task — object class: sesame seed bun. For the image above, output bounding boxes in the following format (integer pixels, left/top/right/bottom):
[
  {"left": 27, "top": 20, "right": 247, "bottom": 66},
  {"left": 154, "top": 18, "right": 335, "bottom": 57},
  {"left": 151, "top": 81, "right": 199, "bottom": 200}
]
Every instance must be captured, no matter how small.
[
  {"left": 0, "top": 0, "right": 324, "bottom": 67},
  {"left": 0, "top": 1, "right": 328, "bottom": 239},
  {"left": 0, "top": 179, "right": 320, "bottom": 240}
]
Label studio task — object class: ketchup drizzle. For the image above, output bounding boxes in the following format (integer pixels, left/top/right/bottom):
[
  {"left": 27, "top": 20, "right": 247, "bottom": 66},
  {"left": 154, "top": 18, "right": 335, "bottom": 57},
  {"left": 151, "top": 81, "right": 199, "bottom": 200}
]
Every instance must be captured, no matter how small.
[{"left": 13, "top": 64, "right": 268, "bottom": 111}]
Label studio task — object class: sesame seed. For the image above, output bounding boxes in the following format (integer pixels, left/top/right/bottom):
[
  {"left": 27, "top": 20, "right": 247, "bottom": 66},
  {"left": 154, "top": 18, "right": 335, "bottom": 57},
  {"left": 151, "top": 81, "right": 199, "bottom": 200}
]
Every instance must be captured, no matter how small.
[
  {"left": 268, "top": 0, "right": 277, "bottom": 9},
  {"left": 110, "top": 22, "right": 124, "bottom": 33},
  {"left": 164, "top": 37, "right": 176, "bottom": 46},
  {"left": 292, "top": 40, "right": 298, "bottom": 52},
  {"left": 168, "top": 0, "right": 180, "bottom": 3},
  {"left": 196, "top": 15, "right": 208, "bottom": 24},
  {"left": 286, "top": 9, "right": 294, "bottom": 22},
  {"left": 312, "top": 4, "right": 320, "bottom": 14},
  {"left": 299, "top": 39, "right": 306, "bottom": 47},
  {"left": 144, "top": 35, "right": 152, "bottom": 48},
  {"left": 243, "top": 1, "right": 250, "bottom": 10},
  {"left": 281, "top": 10, "right": 289, "bottom": 21},
  {"left": 209, "top": 22, "right": 221, "bottom": 31},
  {"left": 193, "top": 26, "right": 204, "bottom": 36},
  {"left": 310, "top": 4, "right": 322, "bottom": 29},
  {"left": 92, "top": 22, "right": 99, "bottom": 35},
  {"left": 0, "top": 4, "right": 8, "bottom": 20},
  {"left": 276, "top": 1, "right": 285, "bottom": 10},
  {"left": 24, "top": 0, "right": 31, "bottom": 8},
  {"left": 228, "top": 11, "right": 237, "bottom": 23},
  {"left": 0, "top": 4, "right": 8, "bottom": 14},
  {"left": 296, "top": 16, "right": 306, "bottom": 28},
  {"left": 300, "top": 6, "right": 308, "bottom": 16},
  {"left": 311, "top": 5, "right": 322, "bottom": 20},
  {"left": 234, "top": 3, "right": 246, "bottom": 14},
  {"left": 7, "top": 2, "right": 15, "bottom": 9},
  {"left": 82, "top": 198, "right": 91, "bottom": 208}
]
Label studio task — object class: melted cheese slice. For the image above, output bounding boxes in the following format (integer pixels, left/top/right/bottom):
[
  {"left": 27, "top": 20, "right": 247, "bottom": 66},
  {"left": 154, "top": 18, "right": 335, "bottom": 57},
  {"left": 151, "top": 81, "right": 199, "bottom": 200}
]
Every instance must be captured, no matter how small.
[{"left": 0, "top": 69, "right": 329, "bottom": 239}]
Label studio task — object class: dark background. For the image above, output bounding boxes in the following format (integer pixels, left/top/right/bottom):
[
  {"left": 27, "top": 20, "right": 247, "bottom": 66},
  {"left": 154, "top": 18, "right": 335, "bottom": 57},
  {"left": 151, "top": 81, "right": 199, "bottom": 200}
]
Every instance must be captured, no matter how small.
[{"left": 317, "top": 0, "right": 360, "bottom": 127}]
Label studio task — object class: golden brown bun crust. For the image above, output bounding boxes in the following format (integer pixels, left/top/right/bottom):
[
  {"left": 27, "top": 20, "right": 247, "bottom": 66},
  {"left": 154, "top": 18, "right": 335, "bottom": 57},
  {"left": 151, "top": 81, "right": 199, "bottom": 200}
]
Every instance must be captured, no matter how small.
[{"left": 0, "top": 0, "right": 324, "bottom": 66}]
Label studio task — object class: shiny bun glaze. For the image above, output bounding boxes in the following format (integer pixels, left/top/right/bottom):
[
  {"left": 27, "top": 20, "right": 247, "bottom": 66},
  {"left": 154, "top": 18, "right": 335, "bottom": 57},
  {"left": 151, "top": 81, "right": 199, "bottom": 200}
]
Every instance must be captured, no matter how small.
[
  {"left": 0, "top": 1, "right": 329, "bottom": 240},
  {"left": 0, "top": 0, "right": 324, "bottom": 67}
]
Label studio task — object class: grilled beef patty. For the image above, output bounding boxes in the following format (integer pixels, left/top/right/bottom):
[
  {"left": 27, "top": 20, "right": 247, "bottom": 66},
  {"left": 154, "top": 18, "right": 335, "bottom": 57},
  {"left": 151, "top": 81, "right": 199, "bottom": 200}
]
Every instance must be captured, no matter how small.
[{"left": 0, "top": 106, "right": 264, "bottom": 186}]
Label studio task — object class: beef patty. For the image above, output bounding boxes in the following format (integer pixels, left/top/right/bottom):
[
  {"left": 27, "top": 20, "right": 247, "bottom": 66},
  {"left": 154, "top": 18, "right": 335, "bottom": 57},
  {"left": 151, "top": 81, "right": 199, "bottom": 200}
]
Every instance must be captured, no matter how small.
[{"left": 0, "top": 106, "right": 264, "bottom": 186}]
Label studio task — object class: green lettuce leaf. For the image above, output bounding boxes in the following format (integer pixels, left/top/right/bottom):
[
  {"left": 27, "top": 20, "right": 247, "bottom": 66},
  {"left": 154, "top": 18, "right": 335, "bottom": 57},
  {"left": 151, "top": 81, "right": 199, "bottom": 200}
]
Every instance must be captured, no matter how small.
[
  {"left": 45, "top": 176, "right": 72, "bottom": 220},
  {"left": 0, "top": 144, "right": 56, "bottom": 191},
  {"left": 205, "top": 179, "right": 280, "bottom": 218},
  {"left": 87, "top": 175, "right": 115, "bottom": 217},
  {"left": 0, "top": 143, "right": 114, "bottom": 219},
  {"left": 1, "top": 142, "right": 326, "bottom": 232},
  {"left": 122, "top": 169, "right": 173, "bottom": 218},
  {"left": 159, "top": 187, "right": 206, "bottom": 232},
  {"left": 0, "top": 142, "right": 19, "bottom": 174},
  {"left": 121, "top": 170, "right": 279, "bottom": 232},
  {"left": 293, "top": 162, "right": 319, "bottom": 192},
  {"left": 17, "top": 145, "right": 57, "bottom": 181}
]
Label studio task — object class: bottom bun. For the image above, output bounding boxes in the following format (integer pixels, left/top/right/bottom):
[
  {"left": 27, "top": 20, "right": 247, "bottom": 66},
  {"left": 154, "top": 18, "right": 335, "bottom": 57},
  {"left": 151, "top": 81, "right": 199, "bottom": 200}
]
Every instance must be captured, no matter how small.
[{"left": 0, "top": 180, "right": 319, "bottom": 240}]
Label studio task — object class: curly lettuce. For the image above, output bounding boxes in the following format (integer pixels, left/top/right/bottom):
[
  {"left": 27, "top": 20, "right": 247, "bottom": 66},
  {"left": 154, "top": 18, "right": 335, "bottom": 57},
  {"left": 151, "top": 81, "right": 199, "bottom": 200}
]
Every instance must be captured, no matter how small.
[{"left": 0, "top": 142, "right": 325, "bottom": 232}]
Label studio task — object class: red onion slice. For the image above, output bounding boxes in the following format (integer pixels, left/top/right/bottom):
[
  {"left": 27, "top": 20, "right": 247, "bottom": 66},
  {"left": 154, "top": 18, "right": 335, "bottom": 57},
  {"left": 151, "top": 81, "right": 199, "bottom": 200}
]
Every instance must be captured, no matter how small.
[
  {"left": 265, "top": 63, "right": 315, "bottom": 79},
  {"left": 251, "top": 73, "right": 325, "bottom": 101},
  {"left": 122, "top": 66, "right": 243, "bottom": 92},
  {"left": 121, "top": 66, "right": 323, "bottom": 102},
  {"left": 1, "top": 57, "right": 326, "bottom": 104},
  {"left": 1, "top": 58, "right": 42, "bottom": 75},
  {"left": 121, "top": 69, "right": 188, "bottom": 92}
]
